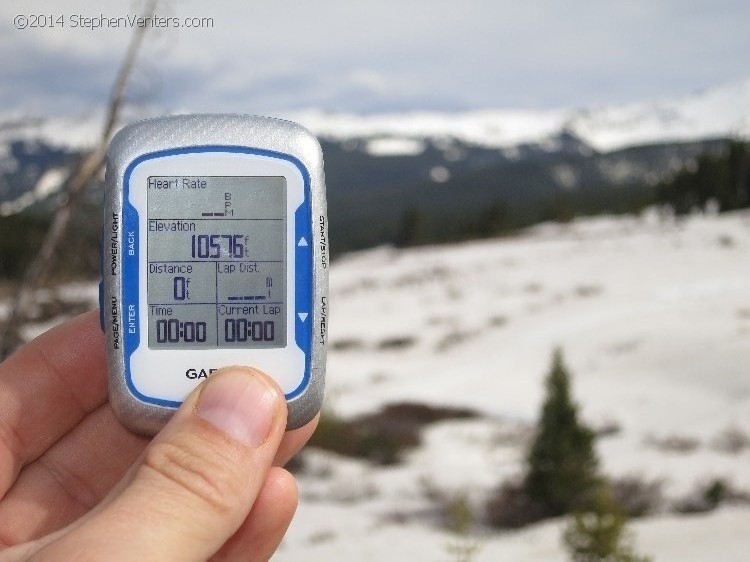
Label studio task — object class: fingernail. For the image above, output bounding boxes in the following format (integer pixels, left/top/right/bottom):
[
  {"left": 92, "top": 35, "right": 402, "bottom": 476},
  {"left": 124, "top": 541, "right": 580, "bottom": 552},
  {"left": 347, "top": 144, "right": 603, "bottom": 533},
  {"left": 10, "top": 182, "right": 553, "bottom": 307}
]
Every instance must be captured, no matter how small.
[{"left": 197, "top": 369, "right": 280, "bottom": 446}]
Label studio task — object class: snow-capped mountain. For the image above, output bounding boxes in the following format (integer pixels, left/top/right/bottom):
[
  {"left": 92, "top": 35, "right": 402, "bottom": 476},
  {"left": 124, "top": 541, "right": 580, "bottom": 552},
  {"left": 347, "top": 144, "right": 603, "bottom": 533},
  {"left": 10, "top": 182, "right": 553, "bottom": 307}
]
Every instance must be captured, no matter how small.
[
  {"left": 289, "top": 76, "right": 750, "bottom": 154},
  {"left": 0, "top": 77, "right": 747, "bottom": 257},
  {"left": 571, "top": 77, "right": 750, "bottom": 151},
  {"left": 1, "top": 76, "right": 748, "bottom": 156}
]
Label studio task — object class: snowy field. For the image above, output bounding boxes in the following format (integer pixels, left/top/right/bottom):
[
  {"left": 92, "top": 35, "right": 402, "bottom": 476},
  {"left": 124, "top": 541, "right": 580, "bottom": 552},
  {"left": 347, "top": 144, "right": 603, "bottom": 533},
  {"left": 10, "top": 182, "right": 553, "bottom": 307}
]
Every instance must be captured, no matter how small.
[
  {"left": 4, "top": 210, "right": 749, "bottom": 560},
  {"left": 282, "top": 209, "right": 750, "bottom": 561}
]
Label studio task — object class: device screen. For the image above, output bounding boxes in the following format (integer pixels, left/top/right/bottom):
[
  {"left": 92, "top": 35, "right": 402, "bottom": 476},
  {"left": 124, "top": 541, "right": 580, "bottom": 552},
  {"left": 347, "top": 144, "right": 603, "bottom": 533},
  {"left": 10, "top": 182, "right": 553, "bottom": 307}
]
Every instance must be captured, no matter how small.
[{"left": 146, "top": 176, "right": 287, "bottom": 349}]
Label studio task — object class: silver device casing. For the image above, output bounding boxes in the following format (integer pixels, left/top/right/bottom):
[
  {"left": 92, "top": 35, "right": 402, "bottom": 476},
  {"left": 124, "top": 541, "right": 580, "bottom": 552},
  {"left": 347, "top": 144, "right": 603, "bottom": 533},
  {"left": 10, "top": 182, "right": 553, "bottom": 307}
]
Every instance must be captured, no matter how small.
[{"left": 102, "top": 114, "right": 328, "bottom": 435}]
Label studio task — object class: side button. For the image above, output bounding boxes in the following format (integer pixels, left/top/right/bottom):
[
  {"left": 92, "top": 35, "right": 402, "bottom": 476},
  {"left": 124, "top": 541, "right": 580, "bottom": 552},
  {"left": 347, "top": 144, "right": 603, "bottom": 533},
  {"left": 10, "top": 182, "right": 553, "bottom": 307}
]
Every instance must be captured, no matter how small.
[{"left": 99, "top": 281, "right": 104, "bottom": 332}]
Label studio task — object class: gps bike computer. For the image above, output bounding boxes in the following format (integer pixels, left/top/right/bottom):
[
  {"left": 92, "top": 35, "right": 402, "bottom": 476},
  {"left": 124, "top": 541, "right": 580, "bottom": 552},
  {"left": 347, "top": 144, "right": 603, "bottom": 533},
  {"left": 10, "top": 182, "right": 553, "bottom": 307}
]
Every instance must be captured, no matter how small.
[{"left": 100, "top": 114, "right": 328, "bottom": 435}]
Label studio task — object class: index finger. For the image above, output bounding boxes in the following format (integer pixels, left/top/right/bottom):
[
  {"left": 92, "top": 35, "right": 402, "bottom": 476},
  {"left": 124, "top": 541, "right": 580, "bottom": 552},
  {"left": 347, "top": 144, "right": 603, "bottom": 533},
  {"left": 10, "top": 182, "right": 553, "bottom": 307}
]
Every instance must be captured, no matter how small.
[{"left": 0, "top": 310, "right": 108, "bottom": 498}]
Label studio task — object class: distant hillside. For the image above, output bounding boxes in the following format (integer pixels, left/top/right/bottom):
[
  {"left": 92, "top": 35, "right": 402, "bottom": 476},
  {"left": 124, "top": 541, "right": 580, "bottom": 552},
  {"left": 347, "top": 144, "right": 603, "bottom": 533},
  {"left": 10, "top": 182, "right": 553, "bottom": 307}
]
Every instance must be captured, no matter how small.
[
  {"left": 0, "top": 129, "right": 733, "bottom": 258},
  {"left": 322, "top": 136, "right": 731, "bottom": 252},
  {"left": 0, "top": 76, "right": 748, "bottom": 270}
]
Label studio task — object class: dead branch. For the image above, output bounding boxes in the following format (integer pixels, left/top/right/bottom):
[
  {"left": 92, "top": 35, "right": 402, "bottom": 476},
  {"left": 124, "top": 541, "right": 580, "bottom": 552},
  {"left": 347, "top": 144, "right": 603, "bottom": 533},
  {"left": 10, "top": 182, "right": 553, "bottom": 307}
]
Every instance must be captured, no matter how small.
[{"left": 0, "top": 0, "right": 157, "bottom": 358}]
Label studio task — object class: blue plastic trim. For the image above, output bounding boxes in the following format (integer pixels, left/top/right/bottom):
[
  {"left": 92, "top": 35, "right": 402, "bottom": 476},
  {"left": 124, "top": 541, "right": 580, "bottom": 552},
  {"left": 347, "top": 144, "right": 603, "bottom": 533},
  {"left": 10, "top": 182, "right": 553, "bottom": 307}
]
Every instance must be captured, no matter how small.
[
  {"left": 121, "top": 146, "right": 313, "bottom": 408},
  {"left": 99, "top": 226, "right": 105, "bottom": 331},
  {"left": 98, "top": 281, "right": 104, "bottom": 331}
]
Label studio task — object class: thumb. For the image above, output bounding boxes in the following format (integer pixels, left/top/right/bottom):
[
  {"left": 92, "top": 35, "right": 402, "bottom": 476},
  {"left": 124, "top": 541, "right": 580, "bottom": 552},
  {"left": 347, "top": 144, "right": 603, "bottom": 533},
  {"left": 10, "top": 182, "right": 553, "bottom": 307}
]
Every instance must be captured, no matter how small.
[{"left": 38, "top": 367, "right": 288, "bottom": 562}]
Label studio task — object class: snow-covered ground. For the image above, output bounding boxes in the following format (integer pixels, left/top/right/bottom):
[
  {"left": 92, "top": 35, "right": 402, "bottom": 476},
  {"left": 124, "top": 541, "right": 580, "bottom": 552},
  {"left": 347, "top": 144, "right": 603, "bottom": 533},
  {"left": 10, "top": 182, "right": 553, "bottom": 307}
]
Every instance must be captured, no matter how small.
[
  {"left": 3, "top": 210, "right": 749, "bottom": 560},
  {"left": 282, "top": 209, "right": 750, "bottom": 560}
]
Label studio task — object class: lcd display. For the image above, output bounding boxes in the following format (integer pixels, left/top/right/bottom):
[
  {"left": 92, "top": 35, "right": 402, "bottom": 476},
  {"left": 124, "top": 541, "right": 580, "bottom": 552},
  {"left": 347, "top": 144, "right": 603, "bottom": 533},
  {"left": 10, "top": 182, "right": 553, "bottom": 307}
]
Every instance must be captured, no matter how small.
[{"left": 146, "top": 176, "right": 287, "bottom": 349}]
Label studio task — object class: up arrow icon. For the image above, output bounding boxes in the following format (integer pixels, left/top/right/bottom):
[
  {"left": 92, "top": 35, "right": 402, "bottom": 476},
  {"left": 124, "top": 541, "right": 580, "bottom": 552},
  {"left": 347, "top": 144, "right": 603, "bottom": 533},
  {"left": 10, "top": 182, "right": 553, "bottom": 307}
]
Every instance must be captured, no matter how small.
[
  {"left": 298, "top": 237, "right": 309, "bottom": 247},
  {"left": 298, "top": 312, "right": 308, "bottom": 322}
]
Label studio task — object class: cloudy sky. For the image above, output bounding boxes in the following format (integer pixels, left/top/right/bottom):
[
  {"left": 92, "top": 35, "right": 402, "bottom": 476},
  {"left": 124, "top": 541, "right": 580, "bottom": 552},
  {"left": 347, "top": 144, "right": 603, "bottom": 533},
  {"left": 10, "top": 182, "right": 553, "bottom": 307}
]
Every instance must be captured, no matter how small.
[{"left": 1, "top": 0, "right": 748, "bottom": 118}]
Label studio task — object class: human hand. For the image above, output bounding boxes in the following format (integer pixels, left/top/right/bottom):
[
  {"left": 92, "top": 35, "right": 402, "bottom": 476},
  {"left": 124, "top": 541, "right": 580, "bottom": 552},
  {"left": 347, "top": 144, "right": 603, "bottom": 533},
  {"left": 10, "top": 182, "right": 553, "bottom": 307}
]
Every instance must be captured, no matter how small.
[{"left": 0, "top": 310, "right": 318, "bottom": 561}]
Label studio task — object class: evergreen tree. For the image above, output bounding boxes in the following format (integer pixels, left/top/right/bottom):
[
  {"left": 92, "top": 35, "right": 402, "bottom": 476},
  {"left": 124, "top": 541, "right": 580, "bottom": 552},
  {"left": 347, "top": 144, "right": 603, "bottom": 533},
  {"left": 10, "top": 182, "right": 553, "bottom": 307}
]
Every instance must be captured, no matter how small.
[
  {"left": 525, "top": 349, "right": 599, "bottom": 516},
  {"left": 542, "top": 194, "right": 576, "bottom": 223},
  {"left": 476, "top": 199, "right": 513, "bottom": 237},
  {"left": 563, "top": 487, "right": 652, "bottom": 562},
  {"left": 656, "top": 140, "right": 750, "bottom": 214},
  {"left": 394, "top": 206, "right": 426, "bottom": 248}
]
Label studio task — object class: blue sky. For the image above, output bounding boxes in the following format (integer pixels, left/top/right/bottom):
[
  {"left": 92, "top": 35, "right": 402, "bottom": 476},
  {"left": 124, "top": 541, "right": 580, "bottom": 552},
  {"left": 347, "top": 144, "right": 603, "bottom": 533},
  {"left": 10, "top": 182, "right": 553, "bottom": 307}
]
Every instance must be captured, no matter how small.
[{"left": 1, "top": 0, "right": 748, "bottom": 117}]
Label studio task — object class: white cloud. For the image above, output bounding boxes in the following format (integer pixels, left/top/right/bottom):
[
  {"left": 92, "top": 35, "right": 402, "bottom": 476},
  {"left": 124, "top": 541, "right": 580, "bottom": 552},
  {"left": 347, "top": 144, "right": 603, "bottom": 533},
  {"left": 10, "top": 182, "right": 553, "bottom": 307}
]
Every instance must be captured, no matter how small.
[{"left": 1, "top": 0, "right": 748, "bottom": 115}]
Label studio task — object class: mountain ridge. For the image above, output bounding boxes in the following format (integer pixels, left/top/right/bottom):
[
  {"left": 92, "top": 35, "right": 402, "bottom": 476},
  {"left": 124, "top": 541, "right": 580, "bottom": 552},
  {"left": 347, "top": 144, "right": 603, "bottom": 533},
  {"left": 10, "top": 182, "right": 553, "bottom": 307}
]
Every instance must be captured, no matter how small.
[
  {"left": 0, "top": 77, "right": 747, "bottom": 258},
  {"left": 289, "top": 75, "right": 750, "bottom": 153},
  {"left": 1, "top": 76, "right": 748, "bottom": 156}
]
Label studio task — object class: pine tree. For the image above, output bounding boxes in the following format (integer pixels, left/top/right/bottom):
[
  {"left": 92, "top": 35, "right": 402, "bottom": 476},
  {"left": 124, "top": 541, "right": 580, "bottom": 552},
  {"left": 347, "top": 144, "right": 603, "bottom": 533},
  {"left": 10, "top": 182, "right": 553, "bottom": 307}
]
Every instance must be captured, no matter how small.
[
  {"left": 656, "top": 140, "right": 750, "bottom": 214},
  {"left": 563, "top": 487, "right": 652, "bottom": 562},
  {"left": 525, "top": 349, "right": 599, "bottom": 517},
  {"left": 394, "top": 206, "right": 426, "bottom": 248},
  {"left": 476, "top": 200, "right": 512, "bottom": 237}
]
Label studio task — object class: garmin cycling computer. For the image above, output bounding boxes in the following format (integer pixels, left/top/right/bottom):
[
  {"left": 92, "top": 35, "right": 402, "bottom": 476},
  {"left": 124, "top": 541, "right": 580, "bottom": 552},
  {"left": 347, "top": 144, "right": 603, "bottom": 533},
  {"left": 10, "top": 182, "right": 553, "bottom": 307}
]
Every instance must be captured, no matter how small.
[{"left": 100, "top": 114, "right": 328, "bottom": 435}]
